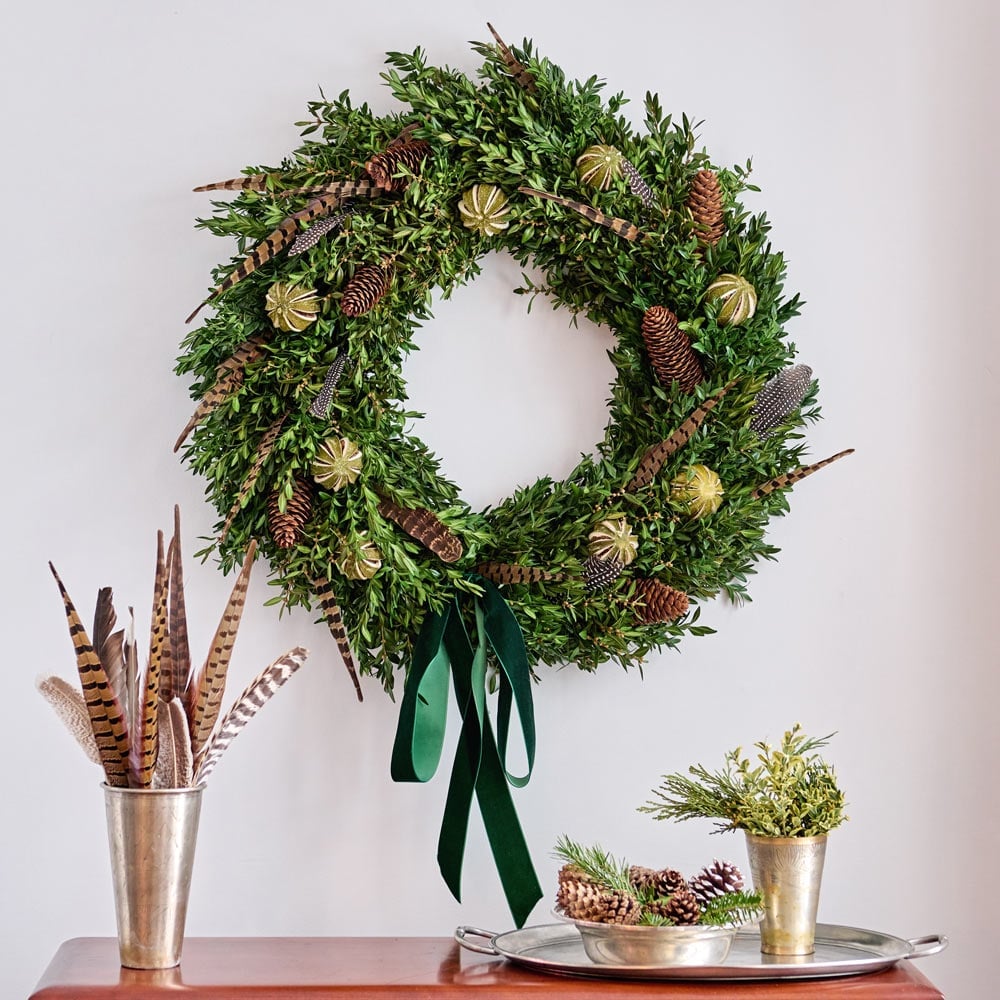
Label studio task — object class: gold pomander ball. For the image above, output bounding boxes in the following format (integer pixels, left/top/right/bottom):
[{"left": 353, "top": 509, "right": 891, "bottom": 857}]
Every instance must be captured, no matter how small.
[
  {"left": 264, "top": 282, "right": 321, "bottom": 332},
  {"left": 312, "top": 436, "right": 363, "bottom": 491},
  {"left": 588, "top": 516, "right": 638, "bottom": 566},
  {"left": 705, "top": 274, "right": 757, "bottom": 327},
  {"left": 575, "top": 144, "right": 623, "bottom": 190},
  {"left": 338, "top": 536, "right": 382, "bottom": 580},
  {"left": 458, "top": 184, "right": 511, "bottom": 236},
  {"left": 671, "top": 465, "right": 724, "bottom": 518}
]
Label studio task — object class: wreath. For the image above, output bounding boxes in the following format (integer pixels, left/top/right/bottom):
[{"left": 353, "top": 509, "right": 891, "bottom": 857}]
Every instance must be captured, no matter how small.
[{"left": 177, "top": 27, "right": 850, "bottom": 921}]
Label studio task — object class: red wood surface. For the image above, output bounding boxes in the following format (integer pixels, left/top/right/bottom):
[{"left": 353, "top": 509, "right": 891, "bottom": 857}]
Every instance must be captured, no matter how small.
[{"left": 29, "top": 937, "right": 944, "bottom": 1000}]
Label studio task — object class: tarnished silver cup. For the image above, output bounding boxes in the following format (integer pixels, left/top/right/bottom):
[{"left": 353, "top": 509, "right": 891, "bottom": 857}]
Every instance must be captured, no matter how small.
[
  {"left": 745, "top": 832, "right": 827, "bottom": 955},
  {"left": 103, "top": 784, "right": 204, "bottom": 969}
]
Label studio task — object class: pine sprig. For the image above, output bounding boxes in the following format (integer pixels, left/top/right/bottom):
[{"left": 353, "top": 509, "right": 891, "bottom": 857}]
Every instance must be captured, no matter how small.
[
  {"left": 554, "top": 835, "right": 633, "bottom": 894},
  {"left": 699, "top": 891, "right": 764, "bottom": 927}
]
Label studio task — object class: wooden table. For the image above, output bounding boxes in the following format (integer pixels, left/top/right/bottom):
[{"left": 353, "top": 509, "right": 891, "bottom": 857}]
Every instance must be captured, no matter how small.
[{"left": 28, "top": 937, "right": 944, "bottom": 999}]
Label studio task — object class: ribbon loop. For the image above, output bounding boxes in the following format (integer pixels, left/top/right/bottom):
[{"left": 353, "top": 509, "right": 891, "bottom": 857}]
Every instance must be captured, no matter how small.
[{"left": 391, "top": 581, "right": 542, "bottom": 926}]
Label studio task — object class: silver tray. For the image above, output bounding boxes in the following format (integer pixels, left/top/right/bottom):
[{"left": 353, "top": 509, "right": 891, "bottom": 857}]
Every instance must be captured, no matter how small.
[{"left": 455, "top": 923, "right": 947, "bottom": 981}]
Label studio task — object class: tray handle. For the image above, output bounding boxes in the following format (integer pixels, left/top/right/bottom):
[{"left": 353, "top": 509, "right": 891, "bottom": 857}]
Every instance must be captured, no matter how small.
[
  {"left": 455, "top": 926, "right": 502, "bottom": 955},
  {"left": 906, "top": 933, "right": 948, "bottom": 959}
]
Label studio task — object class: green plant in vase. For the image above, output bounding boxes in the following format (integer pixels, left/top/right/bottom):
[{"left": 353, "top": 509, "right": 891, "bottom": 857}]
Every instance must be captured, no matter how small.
[{"left": 640, "top": 725, "right": 847, "bottom": 956}]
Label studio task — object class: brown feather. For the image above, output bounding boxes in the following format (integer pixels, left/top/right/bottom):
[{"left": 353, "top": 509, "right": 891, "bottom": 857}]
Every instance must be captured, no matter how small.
[
  {"left": 476, "top": 562, "right": 565, "bottom": 585},
  {"left": 627, "top": 381, "right": 735, "bottom": 491},
  {"left": 49, "top": 564, "right": 130, "bottom": 786},
  {"left": 314, "top": 578, "right": 363, "bottom": 702},
  {"left": 37, "top": 675, "right": 102, "bottom": 766},
  {"left": 377, "top": 498, "right": 464, "bottom": 563},
  {"left": 187, "top": 540, "right": 258, "bottom": 757},
  {"left": 152, "top": 697, "right": 194, "bottom": 789},
  {"left": 166, "top": 505, "right": 192, "bottom": 700},
  {"left": 518, "top": 186, "right": 641, "bottom": 241},
  {"left": 219, "top": 416, "right": 287, "bottom": 543},
  {"left": 752, "top": 448, "right": 855, "bottom": 499},
  {"left": 486, "top": 22, "right": 539, "bottom": 94},
  {"left": 92, "top": 587, "right": 126, "bottom": 709}
]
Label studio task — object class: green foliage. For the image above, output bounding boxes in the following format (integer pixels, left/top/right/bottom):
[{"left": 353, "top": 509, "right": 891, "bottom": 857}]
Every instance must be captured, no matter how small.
[
  {"left": 641, "top": 724, "right": 848, "bottom": 837},
  {"left": 553, "top": 834, "right": 633, "bottom": 895},
  {"left": 698, "top": 891, "right": 765, "bottom": 927},
  {"left": 178, "top": 32, "right": 823, "bottom": 694}
]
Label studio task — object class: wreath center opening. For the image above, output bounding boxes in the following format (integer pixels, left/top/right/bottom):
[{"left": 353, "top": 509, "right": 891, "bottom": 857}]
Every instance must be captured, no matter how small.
[{"left": 402, "top": 253, "right": 616, "bottom": 511}]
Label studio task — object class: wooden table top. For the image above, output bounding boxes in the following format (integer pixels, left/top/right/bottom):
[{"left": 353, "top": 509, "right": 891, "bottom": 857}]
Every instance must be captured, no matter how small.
[{"left": 29, "top": 936, "right": 944, "bottom": 999}]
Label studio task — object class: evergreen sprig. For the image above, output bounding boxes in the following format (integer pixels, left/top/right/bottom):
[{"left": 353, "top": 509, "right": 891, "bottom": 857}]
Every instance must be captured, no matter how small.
[
  {"left": 178, "top": 31, "right": 826, "bottom": 693},
  {"left": 641, "top": 724, "right": 848, "bottom": 837},
  {"left": 553, "top": 835, "right": 633, "bottom": 894}
]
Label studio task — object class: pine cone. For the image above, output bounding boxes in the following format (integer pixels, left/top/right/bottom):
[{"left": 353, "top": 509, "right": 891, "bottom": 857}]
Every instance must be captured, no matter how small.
[
  {"left": 661, "top": 886, "right": 701, "bottom": 925},
  {"left": 558, "top": 880, "right": 640, "bottom": 924},
  {"left": 686, "top": 168, "right": 725, "bottom": 246},
  {"left": 364, "top": 139, "right": 432, "bottom": 192},
  {"left": 750, "top": 364, "right": 814, "bottom": 437},
  {"left": 640, "top": 306, "right": 704, "bottom": 393},
  {"left": 689, "top": 860, "right": 744, "bottom": 907},
  {"left": 340, "top": 264, "right": 390, "bottom": 317},
  {"left": 583, "top": 554, "right": 624, "bottom": 594},
  {"left": 267, "top": 478, "right": 313, "bottom": 549},
  {"left": 634, "top": 578, "right": 689, "bottom": 624},
  {"left": 629, "top": 865, "right": 686, "bottom": 898}
]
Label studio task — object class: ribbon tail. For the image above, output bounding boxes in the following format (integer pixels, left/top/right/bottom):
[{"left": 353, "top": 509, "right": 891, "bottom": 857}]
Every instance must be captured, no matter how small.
[{"left": 476, "top": 710, "right": 543, "bottom": 927}]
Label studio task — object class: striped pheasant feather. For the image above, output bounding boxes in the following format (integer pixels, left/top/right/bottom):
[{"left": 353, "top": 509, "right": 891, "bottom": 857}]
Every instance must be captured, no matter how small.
[
  {"left": 315, "top": 578, "right": 362, "bottom": 702},
  {"left": 187, "top": 540, "right": 258, "bottom": 757},
  {"left": 627, "top": 381, "right": 735, "bottom": 491},
  {"left": 49, "top": 564, "right": 130, "bottom": 786},
  {"left": 518, "top": 186, "right": 640, "bottom": 241},
  {"left": 194, "top": 646, "right": 309, "bottom": 784},
  {"left": 152, "top": 697, "right": 194, "bottom": 789},
  {"left": 193, "top": 174, "right": 276, "bottom": 192},
  {"left": 476, "top": 562, "right": 566, "bottom": 585},
  {"left": 486, "top": 23, "right": 539, "bottom": 95},
  {"left": 37, "top": 675, "right": 102, "bottom": 766},
  {"left": 185, "top": 192, "right": 341, "bottom": 324},
  {"left": 131, "top": 531, "right": 170, "bottom": 787},
  {"left": 752, "top": 448, "right": 855, "bottom": 499},
  {"left": 219, "top": 416, "right": 287, "bottom": 543},
  {"left": 214, "top": 335, "right": 270, "bottom": 379},
  {"left": 377, "top": 498, "right": 464, "bottom": 563},
  {"left": 92, "top": 587, "right": 126, "bottom": 710},
  {"left": 309, "top": 352, "right": 350, "bottom": 419}
]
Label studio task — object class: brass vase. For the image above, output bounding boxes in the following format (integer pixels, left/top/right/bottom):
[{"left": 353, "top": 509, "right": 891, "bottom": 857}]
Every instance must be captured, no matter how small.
[
  {"left": 103, "top": 784, "right": 204, "bottom": 969},
  {"left": 744, "top": 832, "right": 828, "bottom": 956}
]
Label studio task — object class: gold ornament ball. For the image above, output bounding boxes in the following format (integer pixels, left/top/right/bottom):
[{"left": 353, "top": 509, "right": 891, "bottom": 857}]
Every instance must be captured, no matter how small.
[
  {"left": 588, "top": 516, "right": 638, "bottom": 566},
  {"left": 671, "top": 465, "right": 724, "bottom": 518},
  {"left": 575, "top": 144, "right": 623, "bottom": 190},
  {"left": 338, "top": 537, "right": 382, "bottom": 580},
  {"left": 705, "top": 273, "right": 757, "bottom": 327},
  {"left": 312, "top": 436, "right": 363, "bottom": 491},
  {"left": 458, "top": 184, "right": 511, "bottom": 236},
  {"left": 264, "top": 282, "right": 321, "bottom": 332}
]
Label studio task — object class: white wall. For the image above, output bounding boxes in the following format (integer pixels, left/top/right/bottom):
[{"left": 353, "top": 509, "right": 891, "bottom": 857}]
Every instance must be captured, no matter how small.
[{"left": 3, "top": 2, "right": 996, "bottom": 996}]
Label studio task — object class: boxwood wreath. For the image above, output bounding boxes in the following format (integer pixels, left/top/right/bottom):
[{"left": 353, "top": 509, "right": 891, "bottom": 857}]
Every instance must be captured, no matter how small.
[{"left": 176, "top": 27, "right": 851, "bottom": 923}]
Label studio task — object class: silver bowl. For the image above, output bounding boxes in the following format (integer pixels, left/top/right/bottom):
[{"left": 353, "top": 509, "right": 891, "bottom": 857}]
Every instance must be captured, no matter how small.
[{"left": 555, "top": 910, "right": 737, "bottom": 966}]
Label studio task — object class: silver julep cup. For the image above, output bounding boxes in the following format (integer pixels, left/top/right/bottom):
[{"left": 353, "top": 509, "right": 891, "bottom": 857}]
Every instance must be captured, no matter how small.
[
  {"left": 103, "top": 784, "right": 204, "bottom": 969},
  {"left": 745, "top": 832, "right": 827, "bottom": 956}
]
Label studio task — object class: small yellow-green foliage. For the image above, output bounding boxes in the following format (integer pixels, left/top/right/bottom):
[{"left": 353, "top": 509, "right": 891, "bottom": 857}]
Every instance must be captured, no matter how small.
[{"left": 641, "top": 724, "right": 847, "bottom": 837}]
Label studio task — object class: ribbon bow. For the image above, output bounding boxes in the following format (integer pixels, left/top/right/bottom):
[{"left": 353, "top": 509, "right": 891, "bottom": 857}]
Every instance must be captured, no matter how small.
[{"left": 390, "top": 578, "right": 542, "bottom": 927}]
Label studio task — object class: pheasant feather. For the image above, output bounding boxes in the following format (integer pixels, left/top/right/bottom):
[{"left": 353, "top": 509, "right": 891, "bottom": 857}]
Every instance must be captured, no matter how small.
[
  {"left": 187, "top": 540, "right": 258, "bottom": 757},
  {"left": 476, "top": 562, "right": 565, "bottom": 585},
  {"left": 377, "top": 498, "right": 464, "bottom": 563},
  {"left": 315, "top": 578, "right": 363, "bottom": 702},
  {"left": 132, "top": 531, "right": 170, "bottom": 787},
  {"left": 36, "top": 675, "right": 102, "bottom": 766},
  {"left": 49, "top": 564, "right": 130, "bottom": 787},
  {"left": 486, "top": 23, "right": 539, "bottom": 95},
  {"left": 219, "top": 416, "right": 287, "bottom": 543},
  {"left": 627, "top": 381, "right": 735, "bottom": 491},
  {"left": 752, "top": 448, "right": 855, "bottom": 499},
  {"left": 152, "top": 697, "right": 194, "bottom": 789},
  {"left": 518, "top": 186, "right": 640, "bottom": 241},
  {"left": 165, "top": 505, "right": 192, "bottom": 701},
  {"left": 92, "top": 587, "right": 126, "bottom": 710},
  {"left": 194, "top": 646, "right": 309, "bottom": 784}
]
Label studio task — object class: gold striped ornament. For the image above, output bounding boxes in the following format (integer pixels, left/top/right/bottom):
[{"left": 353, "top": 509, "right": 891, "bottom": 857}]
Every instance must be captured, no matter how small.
[
  {"left": 588, "top": 516, "right": 638, "bottom": 566},
  {"left": 313, "top": 436, "right": 363, "bottom": 491},
  {"left": 575, "top": 144, "right": 623, "bottom": 190},
  {"left": 459, "top": 184, "right": 512, "bottom": 236},
  {"left": 705, "top": 274, "right": 757, "bottom": 327},
  {"left": 670, "top": 465, "right": 724, "bottom": 518},
  {"left": 264, "top": 282, "right": 321, "bottom": 332},
  {"left": 337, "top": 536, "right": 382, "bottom": 580}
]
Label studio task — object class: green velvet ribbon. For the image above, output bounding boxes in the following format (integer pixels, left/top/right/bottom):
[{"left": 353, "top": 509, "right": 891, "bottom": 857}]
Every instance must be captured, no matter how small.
[{"left": 390, "top": 578, "right": 542, "bottom": 927}]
